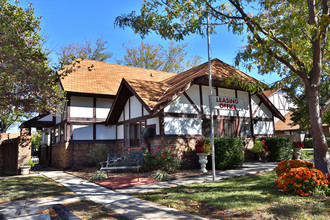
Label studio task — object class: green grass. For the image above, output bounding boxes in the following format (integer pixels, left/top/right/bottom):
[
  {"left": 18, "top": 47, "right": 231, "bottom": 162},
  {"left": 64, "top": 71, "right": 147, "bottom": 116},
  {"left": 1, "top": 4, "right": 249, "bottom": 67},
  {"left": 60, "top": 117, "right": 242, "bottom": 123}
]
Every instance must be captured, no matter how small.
[
  {"left": 301, "top": 148, "right": 314, "bottom": 159},
  {"left": 0, "top": 176, "right": 75, "bottom": 203},
  {"left": 137, "top": 171, "right": 330, "bottom": 219}
]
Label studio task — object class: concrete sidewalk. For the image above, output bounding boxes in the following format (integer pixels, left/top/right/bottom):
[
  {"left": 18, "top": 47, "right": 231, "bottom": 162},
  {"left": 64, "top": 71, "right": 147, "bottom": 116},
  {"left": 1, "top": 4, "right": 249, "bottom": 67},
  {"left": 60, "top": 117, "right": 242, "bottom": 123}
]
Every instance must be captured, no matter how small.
[
  {"left": 116, "top": 161, "right": 278, "bottom": 195},
  {"left": 0, "top": 162, "right": 277, "bottom": 219}
]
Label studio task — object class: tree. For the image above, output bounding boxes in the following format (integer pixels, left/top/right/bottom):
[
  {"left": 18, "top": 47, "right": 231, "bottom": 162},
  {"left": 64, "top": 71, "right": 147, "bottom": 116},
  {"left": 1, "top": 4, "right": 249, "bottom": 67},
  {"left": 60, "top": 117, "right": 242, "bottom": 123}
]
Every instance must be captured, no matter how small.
[
  {"left": 115, "top": 0, "right": 330, "bottom": 174},
  {"left": 57, "top": 37, "right": 112, "bottom": 67},
  {"left": 116, "top": 41, "right": 202, "bottom": 73},
  {"left": 0, "top": 0, "right": 64, "bottom": 132}
]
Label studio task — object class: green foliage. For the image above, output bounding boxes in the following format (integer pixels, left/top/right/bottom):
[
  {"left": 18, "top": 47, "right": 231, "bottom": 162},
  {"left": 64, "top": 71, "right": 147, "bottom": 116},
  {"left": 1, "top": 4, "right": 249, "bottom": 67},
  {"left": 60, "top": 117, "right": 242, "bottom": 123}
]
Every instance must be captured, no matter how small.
[
  {"left": 209, "top": 137, "right": 244, "bottom": 170},
  {"left": 89, "top": 171, "right": 108, "bottom": 181},
  {"left": 116, "top": 41, "right": 202, "bottom": 73},
  {"left": 21, "top": 159, "right": 34, "bottom": 167},
  {"left": 304, "top": 138, "right": 330, "bottom": 149},
  {"left": 57, "top": 37, "right": 112, "bottom": 67},
  {"left": 88, "top": 144, "right": 110, "bottom": 165},
  {"left": 251, "top": 141, "right": 264, "bottom": 154},
  {"left": 139, "top": 145, "right": 181, "bottom": 173},
  {"left": 0, "top": 0, "right": 64, "bottom": 115},
  {"left": 31, "top": 130, "right": 42, "bottom": 148},
  {"left": 150, "top": 170, "right": 173, "bottom": 181},
  {"left": 259, "top": 137, "right": 292, "bottom": 162}
]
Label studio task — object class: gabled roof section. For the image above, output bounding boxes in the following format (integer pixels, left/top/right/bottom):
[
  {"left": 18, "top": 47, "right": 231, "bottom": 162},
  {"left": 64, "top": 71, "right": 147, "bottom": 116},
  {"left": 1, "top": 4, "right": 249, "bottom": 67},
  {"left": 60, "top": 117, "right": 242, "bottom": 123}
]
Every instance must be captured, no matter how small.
[
  {"left": 20, "top": 114, "right": 55, "bottom": 129},
  {"left": 106, "top": 58, "right": 286, "bottom": 124},
  {"left": 59, "top": 59, "right": 175, "bottom": 95},
  {"left": 275, "top": 112, "right": 299, "bottom": 131},
  {"left": 264, "top": 88, "right": 280, "bottom": 97}
]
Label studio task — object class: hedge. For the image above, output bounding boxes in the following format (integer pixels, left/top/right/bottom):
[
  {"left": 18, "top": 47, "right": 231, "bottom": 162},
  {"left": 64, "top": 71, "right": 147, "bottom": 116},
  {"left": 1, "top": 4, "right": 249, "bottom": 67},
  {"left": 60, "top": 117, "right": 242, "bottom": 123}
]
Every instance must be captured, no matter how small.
[
  {"left": 303, "top": 137, "right": 330, "bottom": 148},
  {"left": 206, "top": 137, "right": 244, "bottom": 170},
  {"left": 258, "top": 137, "right": 292, "bottom": 162}
]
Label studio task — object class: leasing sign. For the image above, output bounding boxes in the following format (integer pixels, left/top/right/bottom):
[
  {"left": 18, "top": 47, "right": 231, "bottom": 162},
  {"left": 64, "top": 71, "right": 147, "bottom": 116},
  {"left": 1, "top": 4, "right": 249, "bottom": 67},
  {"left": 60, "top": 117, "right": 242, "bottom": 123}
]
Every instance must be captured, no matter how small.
[{"left": 214, "top": 96, "right": 245, "bottom": 110}]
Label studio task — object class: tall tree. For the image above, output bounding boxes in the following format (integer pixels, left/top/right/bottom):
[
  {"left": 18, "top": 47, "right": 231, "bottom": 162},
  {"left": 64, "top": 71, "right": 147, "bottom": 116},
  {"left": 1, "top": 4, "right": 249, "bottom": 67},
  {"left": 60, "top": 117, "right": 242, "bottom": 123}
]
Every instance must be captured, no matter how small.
[
  {"left": 115, "top": 0, "right": 330, "bottom": 174},
  {"left": 57, "top": 37, "right": 112, "bottom": 67},
  {"left": 116, "top": 41, "right": 202, "bottom": 73},
  {"left": 0, "top": 0, "right": 64, "bottom": 132}
]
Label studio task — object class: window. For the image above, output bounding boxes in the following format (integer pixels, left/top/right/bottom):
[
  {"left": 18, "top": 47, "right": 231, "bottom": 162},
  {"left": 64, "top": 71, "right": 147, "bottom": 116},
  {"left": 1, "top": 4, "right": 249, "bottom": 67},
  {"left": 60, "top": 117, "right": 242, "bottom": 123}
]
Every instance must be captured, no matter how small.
[
  {"left": 124, "top": 121, "right": 144, "bottom": 148},
  {"left": 224, "top": 120, "right": 235, "bottom": 137},
  {"left": 239, "top": 121, "right": 252, "bottom": 138},
  {"left": 202, "top": 118, "right": 219, "bottom": 137}
]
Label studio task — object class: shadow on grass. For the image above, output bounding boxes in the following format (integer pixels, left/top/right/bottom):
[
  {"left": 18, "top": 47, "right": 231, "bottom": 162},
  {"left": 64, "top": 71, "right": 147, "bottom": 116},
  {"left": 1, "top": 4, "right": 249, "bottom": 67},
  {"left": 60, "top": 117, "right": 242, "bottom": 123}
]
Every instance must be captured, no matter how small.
[{"left": 0, "top": 176, "right": 73, "bottom": 203}]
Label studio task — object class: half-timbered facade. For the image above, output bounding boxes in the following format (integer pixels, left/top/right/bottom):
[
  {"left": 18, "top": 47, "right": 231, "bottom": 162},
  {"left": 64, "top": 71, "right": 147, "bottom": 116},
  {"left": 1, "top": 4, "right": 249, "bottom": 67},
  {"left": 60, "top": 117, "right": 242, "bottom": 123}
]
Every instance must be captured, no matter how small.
[{"left": 22, "top": 59, "right": 285, "bottom": 168}]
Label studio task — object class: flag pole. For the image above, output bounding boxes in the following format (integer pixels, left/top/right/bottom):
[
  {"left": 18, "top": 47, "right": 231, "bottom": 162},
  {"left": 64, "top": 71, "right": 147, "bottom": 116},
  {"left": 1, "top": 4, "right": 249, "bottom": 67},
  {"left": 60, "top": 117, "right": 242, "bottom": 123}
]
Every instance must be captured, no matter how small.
[{"left": 207, "top": 8, "right": 216, "bottom": 182}]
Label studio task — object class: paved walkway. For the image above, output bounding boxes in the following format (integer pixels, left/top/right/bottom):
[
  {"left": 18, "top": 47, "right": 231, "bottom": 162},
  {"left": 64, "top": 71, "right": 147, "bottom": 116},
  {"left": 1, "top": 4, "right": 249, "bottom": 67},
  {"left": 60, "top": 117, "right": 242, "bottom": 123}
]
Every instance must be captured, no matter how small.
[{"left": 0, "top": 162, "right": 277, "bottom": 220}]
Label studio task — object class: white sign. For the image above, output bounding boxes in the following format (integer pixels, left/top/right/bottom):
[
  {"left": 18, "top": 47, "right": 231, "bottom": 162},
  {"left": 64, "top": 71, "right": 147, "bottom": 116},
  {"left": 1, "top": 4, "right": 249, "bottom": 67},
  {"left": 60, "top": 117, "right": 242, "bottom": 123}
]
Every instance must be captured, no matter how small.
[{"left": 214, "top": 96, "right": 245, "bottom": 110}]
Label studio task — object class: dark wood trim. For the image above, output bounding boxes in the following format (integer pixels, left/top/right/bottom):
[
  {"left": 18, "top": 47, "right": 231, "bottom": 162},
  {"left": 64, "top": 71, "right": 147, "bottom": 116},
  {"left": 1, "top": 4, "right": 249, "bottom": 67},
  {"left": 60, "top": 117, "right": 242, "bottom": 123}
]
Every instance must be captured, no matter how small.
[
  {"left": 159, "top": 111, "right": 164, "bottom": 136},
  {"left": 141, "top": 100, "right": 144, "bottom": 116},
  {"left": 249, "top": 92, "right": 255, "bottom": 138},
  {"left": 164, "top": 112, "right": 200, "bottom": 118},
  {"left": 129, "top": 96, "right": 131, "bottom": 120},
  {"left": 235, "top": 89, "right": 240, "bottom": 136},
  {"left": 71, "top": 140, "right": 117, "bottom": 144},
  {"left": 67, "top": 91, "right": 115, "bottom": 99},
  {"left": 254, "top": 118, "right": 273, "bottom": 122},
  {"left": 67, "top": 94, "right": 71, "bottom": 120},
  {"left": 117, "top": 115, "right": 153, "bottom": 126},
  {"left": 272, "top": 115, "right": 276, "bottom": 134},
  {"left": 93, "top": 97, "right": 96, "bottom": 119},
  {"left": 69, "top": 117, "right": 101, "bottom": 122},
  {"left": 183, "top": 92, "right": 201, "bottom": 114},
  {"left": 93, "top": 124, "right": 96, "bottom": 140},
  {"left": 199, "top": 84, "right": 204, "bottom": 114}
]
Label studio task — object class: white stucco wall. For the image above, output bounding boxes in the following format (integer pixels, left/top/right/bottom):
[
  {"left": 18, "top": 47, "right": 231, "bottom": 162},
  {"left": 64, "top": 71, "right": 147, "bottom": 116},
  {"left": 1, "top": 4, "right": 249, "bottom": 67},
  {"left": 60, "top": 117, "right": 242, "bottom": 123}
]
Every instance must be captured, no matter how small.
[
  {"left": 217, "top": 88, "right": 237, "bottom": 117},
  {"left": 130, "top": 96, "right": 142, "bottom": 119},
  {"left": 254, "top": 121, "right": 274, "bottom": 135},
  {"left": 237, "top": 91, "right": 250, "bottom": 117},
  {"left": 124, "top": 100, "right": 129, "bottom": 120},
  {"left": 164, "top": 117, "right": 202, "bottom": 135},
  {"left": 96, "top": 124, "right": 116, "bottom": 140},
  {"left": 72, "top": 124, "right": 93, "bottom": 140},
  {"left": 146, "top": 117, "right": 160, "bottom": 135},
  {"left": 96, "top": 98, "right": 113, "bottom": 118},
  {"left": 201, "top": 86, "right": 217, "bottom": 115},
  {"left": 185, "top": 85, "right": 201, "bottom": 110},
  {"left": 117, "top": 125, "right": 124, "bottom": 139},
  {"left": 143, "top": 107, "right": 149, "bottom": 116},
  {"left": 70, "top": 96, "right": 93, "bottom": 118},
  {"left": 251, "top": 95, "right": 272, "bottom": 118},
  {"left": 164, "top": 94, "right": 198, "bottom": 114}
]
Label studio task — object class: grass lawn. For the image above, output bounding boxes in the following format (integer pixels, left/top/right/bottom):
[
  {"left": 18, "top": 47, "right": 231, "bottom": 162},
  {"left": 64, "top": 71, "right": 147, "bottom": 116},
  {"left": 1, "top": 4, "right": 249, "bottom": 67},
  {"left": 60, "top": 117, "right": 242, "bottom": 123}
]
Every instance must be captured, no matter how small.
[
  {"left": 0, "top": 175, "right": 75, "bottom": 203},
  {"left": 301, "top": 148, "right": 314, "bottom": 159},
  {"left": 64, "top": 200, "right": 128, "bottom": 220},
  {"left": 137, "top": 171, "right": 330, "bottom": 219}
]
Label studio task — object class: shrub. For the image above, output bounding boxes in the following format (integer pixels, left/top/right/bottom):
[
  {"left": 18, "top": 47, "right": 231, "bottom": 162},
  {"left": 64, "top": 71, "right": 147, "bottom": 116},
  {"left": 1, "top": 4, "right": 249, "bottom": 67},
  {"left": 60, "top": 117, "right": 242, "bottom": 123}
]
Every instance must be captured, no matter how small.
[
  {"left": 251, "top": 140, "right": 265, "bottom": 153},
  {"left": 275, "top": 167, "right": 329, "bottom": 197},
  {"left": 150, "top": 170, "right": 173, "bottom": 181},
  {"left": 89, "top": 171, "right": 107, "bottom": 181},
  {"left": 275, "top": 159, "right": 314, "bottom": 177},
  {"left": 155, "top": 146, "right": 181, "bottom": 173},
  {"left": 88, "top": 144, "right": 110, "bottom": 165},
  {"left": 209, "top": 137, "right": 244, "bottom": 170},
  {"left": 139, "top": 146, "right": 158, "bottom": 172},
  {"left": 259, "top": 137, "right": 292, "bottom": 162},
  {"left": 303, "top": 137, "right": 330, "bottom": 148}
]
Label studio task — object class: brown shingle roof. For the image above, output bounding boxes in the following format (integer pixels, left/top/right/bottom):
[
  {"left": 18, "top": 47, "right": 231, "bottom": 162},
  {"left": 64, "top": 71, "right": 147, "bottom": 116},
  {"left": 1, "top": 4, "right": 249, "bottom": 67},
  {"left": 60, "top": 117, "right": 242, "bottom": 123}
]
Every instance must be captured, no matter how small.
[
  {"left": 59, "top": 60, "right": 175, "bottom": 95},
  {"left": 275, "top": 112, "right": 299, "bottom": 131},
  {"left": 263, "top": 88, "right": 279, "bottom": 97}
]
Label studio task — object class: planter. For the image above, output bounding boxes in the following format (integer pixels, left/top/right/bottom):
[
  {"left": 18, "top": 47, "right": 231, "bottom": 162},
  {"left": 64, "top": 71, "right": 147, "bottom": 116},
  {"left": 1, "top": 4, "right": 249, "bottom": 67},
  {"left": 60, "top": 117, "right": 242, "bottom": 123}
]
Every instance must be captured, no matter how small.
[
  {"left": 196, "top": 153, "right": 210, "bottom": 173},
  {"left": 20, "top": 166, "right": 31, "bottom": 175},
  {"left": 293, "top": 148, "right": 302, "bottom": 159}
]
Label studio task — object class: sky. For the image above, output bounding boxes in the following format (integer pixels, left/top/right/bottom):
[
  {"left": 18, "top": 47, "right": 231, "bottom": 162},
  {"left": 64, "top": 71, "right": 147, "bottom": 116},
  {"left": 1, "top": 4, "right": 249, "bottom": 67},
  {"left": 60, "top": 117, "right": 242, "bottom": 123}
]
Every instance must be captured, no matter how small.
[{"left": 7, "top": 0, "right": 281, "bottom": 133}]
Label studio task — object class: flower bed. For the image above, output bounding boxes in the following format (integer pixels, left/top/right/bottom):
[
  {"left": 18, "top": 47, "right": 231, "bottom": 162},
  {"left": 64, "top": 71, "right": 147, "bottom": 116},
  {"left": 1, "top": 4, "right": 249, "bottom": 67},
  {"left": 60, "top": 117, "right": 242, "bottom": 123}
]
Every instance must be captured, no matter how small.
[{"left": 275, "top": 159, "right": 329, "bottom": 197}]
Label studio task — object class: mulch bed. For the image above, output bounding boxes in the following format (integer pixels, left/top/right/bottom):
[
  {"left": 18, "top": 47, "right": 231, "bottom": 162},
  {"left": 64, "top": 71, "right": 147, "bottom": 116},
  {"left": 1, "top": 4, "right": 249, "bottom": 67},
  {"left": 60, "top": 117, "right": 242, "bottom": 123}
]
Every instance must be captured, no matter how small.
[{"left": 94, "top": 175, "right": 158, "bottom": 189}]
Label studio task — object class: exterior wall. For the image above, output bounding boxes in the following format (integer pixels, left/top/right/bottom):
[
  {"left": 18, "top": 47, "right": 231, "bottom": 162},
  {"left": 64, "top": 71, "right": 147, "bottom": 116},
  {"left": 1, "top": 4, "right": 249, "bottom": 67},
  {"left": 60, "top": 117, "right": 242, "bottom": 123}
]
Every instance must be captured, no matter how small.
[
  {"left": 254, "top": 121, "right": 274, "bottom": 135},
  {"left": 51, "top": 143, "right": 70, "bottom": 169},
  {"left": 164, "top": 117, "right": 202, "bottom": 135},
  {"left": 269, "top": 91, "right": 295, "bottom": 123},
  {"left": 164, "top": 94, "right": 198, "bottom": 114},
  {"left": 96, "top": 98, "right": 113, "bottom": 118},
  {"left": 70, "top": 96, "right": 93, "bottom": 118},
  {"left": 117, "top": 125, "right": 124, "bottom": 139},
  {"left": 72, "top": 124, "right": 93, "bottom": 140},
  {"left": 130, "top": 96, "right": 142, "bottom": 118},
  {"left": 96, "top": 125, "right": 116, "bottom": 140},
  {"left": 38, "top": 114, "right": 53, "bottom": 121}
]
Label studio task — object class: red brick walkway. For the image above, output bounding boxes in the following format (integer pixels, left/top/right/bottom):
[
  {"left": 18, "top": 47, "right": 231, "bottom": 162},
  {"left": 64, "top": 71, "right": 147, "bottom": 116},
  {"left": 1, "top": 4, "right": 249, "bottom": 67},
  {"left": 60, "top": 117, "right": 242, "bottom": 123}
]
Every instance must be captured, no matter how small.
[{"left": 94, "top": 175, "right": 157, "bottom": 189}]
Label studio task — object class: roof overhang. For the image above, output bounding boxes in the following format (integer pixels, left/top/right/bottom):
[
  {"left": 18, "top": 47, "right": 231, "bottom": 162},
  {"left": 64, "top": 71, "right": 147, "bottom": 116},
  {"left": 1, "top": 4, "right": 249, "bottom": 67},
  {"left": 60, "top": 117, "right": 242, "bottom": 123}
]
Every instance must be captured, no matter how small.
[{"left": 20, "top": 114, "right": 55, "bottom": 129}]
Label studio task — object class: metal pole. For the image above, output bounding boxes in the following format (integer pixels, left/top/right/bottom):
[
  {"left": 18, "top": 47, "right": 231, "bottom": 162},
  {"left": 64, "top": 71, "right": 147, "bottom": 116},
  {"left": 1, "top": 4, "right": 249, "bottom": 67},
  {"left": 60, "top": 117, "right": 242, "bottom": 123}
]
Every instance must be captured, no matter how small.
[{"left": 207, "top": 10, "right": 216, "bottom": 182}]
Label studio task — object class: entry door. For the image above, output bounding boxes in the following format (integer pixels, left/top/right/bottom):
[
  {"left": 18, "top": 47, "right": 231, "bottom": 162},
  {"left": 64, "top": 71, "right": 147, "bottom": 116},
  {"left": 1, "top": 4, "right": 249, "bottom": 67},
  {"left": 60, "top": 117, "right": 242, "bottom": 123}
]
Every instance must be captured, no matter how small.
[{"left": 223, "top": 120, "right": 235, "bottom": 137}]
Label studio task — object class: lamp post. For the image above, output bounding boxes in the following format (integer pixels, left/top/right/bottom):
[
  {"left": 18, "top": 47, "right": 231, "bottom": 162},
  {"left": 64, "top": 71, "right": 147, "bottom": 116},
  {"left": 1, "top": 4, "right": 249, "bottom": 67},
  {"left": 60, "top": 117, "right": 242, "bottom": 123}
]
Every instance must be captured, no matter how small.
[{"left": 207, "top": 9, "right": 216, "bottom": 182}]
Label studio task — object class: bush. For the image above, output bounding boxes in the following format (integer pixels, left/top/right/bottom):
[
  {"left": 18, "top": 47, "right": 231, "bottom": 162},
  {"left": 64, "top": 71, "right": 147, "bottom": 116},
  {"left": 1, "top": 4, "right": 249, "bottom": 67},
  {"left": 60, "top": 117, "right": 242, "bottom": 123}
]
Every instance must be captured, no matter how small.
[
  {"left": 88, "top": 144, "right": 110, "bottom": 165},
  {"left": 304, "top": 137, "right": 330, "bottom": 148},
  {"left": 89, "top": 171, "right": 107, "bottom": 181},
  {"left": 150, "top": 170, "right": 173, "bottom": 181},
  {"left": 275, "top": 160, "right": 329, "bottom": 197},
  {"left": 259, "top": 137, "right": 292, "bottom": 162},
  {"left": 207, "top": 137, "right": 244, "bottom": 170}
]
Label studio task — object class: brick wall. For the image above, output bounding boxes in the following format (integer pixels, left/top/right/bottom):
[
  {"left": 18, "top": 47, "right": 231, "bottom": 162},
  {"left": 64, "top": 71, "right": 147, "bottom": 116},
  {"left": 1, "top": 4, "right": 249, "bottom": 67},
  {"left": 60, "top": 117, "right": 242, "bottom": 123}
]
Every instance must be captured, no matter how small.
[
  {"left": 0, "top": 145, "right": 3, "bottom": 173},
  {"left": 51, "top": 143, "right": 70, "bottom": 169}
]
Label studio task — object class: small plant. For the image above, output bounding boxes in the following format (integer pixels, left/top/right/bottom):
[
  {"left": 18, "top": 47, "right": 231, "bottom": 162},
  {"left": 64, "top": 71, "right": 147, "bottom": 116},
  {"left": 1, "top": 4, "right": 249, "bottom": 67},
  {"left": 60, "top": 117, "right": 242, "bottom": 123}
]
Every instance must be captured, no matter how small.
[
  {"left": 89, "top": 171, "right": 108, "bottom": 181},
  {"left": 252, "top": 140, "right": 264, "bottom": 153},
  {"left": 21, "top": 159, "right": 34, "bottom": 167},
  {"left": 150, "top": 170, "right": 172, "bottom": 181},
  {"left": 195, "top": 137, "right": 211, "bottom": 154},
  {"left": 293, "top": 141, "right": 304, "bottom": 148},
  {"left": 155, "top": 146, "right": 181, "bottom": 173},
  {"left": 88, "top": 144, "right": 110, "bottom": 165}
]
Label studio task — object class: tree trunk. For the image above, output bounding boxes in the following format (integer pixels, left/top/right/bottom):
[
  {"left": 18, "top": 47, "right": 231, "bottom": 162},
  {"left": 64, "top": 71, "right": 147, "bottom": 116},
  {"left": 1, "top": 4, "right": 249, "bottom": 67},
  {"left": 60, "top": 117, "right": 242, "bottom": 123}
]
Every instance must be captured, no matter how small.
[{"left": 305, "top": 85, "right": 330, "bottom": 175}]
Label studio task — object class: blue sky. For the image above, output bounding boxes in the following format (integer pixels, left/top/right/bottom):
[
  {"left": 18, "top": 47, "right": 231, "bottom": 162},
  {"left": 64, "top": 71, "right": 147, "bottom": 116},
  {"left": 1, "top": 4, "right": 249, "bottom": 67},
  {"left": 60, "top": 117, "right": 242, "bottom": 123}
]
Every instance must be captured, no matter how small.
[{"left": 7, "top": 0, "right": 280, "bottom": 133}]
